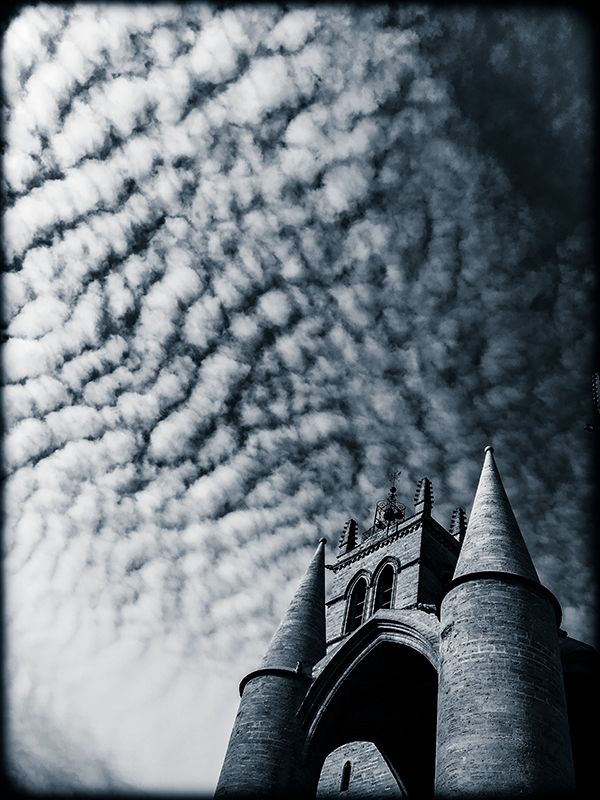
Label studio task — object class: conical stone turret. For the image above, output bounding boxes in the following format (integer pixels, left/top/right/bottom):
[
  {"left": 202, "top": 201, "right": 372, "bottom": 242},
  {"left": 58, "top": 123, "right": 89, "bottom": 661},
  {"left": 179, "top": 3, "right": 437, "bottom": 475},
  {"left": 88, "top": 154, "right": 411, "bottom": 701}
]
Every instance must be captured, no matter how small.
[
  {"left": 435, "top": 448, "right": 575, "bottom": 797},
  {"left": 215, "top": 539, "right": 327, "bottom": 799},
  {"left": 259, "top": 538, "right": 326, "bottom": 673},
  {"left": 453, "top": 446, "right": 539, "bottom": 582}
]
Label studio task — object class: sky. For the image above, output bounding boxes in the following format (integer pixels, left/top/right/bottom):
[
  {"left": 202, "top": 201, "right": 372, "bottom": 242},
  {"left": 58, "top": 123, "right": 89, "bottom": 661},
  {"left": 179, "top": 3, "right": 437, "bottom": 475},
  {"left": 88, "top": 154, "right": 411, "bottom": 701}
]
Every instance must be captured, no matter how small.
[{"left": 1, "top": 2, "right": 597, "bottom": 795}]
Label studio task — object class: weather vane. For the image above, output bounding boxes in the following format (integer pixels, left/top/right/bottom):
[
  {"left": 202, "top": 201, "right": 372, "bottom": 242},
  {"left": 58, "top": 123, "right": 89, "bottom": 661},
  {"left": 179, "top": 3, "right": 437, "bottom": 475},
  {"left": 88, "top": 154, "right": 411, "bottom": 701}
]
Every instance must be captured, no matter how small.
[{"left": 388, "top": 470, "right": 401, "bottom": 489}]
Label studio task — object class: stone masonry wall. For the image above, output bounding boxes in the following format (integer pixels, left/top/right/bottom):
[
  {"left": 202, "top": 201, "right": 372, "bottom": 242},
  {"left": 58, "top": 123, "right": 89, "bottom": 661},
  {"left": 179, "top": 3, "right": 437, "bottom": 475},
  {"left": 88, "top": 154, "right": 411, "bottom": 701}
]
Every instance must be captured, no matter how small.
[
  {"left": 316, "top": 741, "right": 405, "bottom": 799},
  {"left": 435, "top": 578, "right": 575, "bottom": 797},
  {"left": 418, "top": 526, "right": 459, "bottom": 605},
  {"left": 326, "top": 525, "right": 423, "bottom": 647},
  {"left": 326, "top": 516, "right": 458, "bottom": 648},
  {"left": 215, "top": 673, "right": 310, "bottom": 798}
]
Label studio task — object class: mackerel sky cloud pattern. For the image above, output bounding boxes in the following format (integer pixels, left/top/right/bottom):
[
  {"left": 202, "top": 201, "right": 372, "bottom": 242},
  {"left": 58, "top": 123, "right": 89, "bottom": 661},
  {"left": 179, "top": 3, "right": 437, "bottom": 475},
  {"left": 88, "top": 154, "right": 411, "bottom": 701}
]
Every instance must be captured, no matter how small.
[{"left": 2, "top": 3, "right": 596, "bottom": 794}]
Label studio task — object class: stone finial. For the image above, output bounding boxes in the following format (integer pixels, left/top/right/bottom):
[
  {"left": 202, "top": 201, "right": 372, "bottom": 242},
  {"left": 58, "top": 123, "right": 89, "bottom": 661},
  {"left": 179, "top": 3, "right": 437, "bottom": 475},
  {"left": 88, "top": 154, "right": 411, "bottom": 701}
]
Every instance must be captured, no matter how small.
[
  {"left": 413, "top": 477, "right": 434, "bottom": 513},
  {"left": 338, "top": 519, "right": 359, "bottom": 555},
  {"left": 450, "top": 507, "right": 467, "bottom": 543}
]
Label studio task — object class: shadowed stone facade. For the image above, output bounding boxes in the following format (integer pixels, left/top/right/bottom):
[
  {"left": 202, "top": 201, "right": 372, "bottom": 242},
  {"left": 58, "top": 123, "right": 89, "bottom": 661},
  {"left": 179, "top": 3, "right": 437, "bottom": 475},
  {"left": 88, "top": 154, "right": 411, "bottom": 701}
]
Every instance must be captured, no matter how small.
[
  {"left": 215, "top": 449, "right": 598, "bottom": 799},
  {"left": 316, "top": 742, "right": 405, "bottom": 798}
]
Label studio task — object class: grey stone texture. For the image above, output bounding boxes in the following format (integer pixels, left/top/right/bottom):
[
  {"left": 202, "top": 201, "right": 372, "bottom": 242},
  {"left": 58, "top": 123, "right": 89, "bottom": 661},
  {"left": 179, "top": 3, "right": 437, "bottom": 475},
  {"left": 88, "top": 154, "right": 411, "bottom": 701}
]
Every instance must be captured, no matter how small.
[
  {"left": 260, "top": 539, "right": 327, "bottom": 672},
  {"left": 453, "top": 447, "right": 539, "bottom": 582},
  {"left": 215, "top": 540, "right": 327, "bottom": 798},
  {"left": 316, "top": 741, "right": 405, "bottom": 798},
  {"left": 326, "top": 501, "right": 459, "bottom": 649},
  {"left": 215, "top": 672, "right": 311, "bottom": 798},
  {"left": 434, "top": 447, "right": 576, "bottom": 796},
  {"left": 436, "top": 579, "right": 575, "bottom": 797},
  {"left": 215, "top": 451, "right": 597, "bottom": 799}
]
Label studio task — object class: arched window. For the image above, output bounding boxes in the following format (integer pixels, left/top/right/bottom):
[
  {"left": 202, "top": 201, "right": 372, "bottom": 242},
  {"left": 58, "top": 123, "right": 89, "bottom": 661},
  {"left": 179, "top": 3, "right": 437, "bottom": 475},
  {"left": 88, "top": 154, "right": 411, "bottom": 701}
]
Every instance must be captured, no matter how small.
[
  {"left": 346, "top": 578, "right": 367, "bottom": 633},
  {"left": 374, "top": 564, "right": 394, "bottom": 611},
  {"left": 340, "top": 761, "right": 351, "bottom": 792}
]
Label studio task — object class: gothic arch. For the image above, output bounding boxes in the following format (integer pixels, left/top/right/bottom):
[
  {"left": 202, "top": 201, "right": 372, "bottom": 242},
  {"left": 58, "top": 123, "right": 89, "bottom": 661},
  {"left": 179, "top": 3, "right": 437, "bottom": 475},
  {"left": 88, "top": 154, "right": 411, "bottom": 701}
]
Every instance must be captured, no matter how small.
[
  {"left": 299, "top": 613, "right": 439, "bottom": 798},
  {"left": 344, "top": 568, "right": 373, "bottom": 595},
  {"left": 372, "top": 555, "right": 400, "bottom": 579},
  {"left": 343, "top": 570, "right": 372, "bottom": 634},
  {"left": 370, "top": 557, "right": 400, "bottom": 615}
]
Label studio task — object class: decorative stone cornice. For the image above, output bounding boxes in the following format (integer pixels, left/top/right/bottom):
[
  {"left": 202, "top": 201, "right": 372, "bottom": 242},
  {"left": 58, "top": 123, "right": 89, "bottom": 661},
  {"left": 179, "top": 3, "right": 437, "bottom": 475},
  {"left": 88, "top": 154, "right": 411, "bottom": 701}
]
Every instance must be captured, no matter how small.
[
  {"left": 239, "top": 665, "right": 312, "bottom": 697},
  {"left": 437, "top": 570, "right": 563, "bottom": 626},
  {"left": 325, "top": 558, "right": 420, "bottom": 606},
  {"left": 327, "top": 513, "right": 459, "bottom": 572},
  {"left": 326, "top": 521, "right": 422, "bottom": 572}
]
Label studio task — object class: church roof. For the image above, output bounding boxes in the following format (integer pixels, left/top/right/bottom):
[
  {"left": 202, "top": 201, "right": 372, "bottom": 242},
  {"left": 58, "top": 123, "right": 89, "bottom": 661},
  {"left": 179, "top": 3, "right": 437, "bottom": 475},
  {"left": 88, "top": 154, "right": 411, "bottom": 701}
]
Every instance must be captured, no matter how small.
[
  {"left": 453, "top": 447, "right": 540, "bottom": 583},
  {"left": 259, "top": 538, "right": 327, "bottom": 672}
]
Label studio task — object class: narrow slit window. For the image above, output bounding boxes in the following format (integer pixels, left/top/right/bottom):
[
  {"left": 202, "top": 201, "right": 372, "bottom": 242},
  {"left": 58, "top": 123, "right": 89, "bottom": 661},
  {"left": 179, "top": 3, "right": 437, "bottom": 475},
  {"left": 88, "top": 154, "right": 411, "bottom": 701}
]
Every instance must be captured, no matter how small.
[
  {"left": 374, "top": 564, "right": 394, "bottom": 611},
  {"left": 346, "top": 578, "right": 367, "bottom": 633},
  {"left": 340, "top": 760, "right": 351, "bottom": 792}
]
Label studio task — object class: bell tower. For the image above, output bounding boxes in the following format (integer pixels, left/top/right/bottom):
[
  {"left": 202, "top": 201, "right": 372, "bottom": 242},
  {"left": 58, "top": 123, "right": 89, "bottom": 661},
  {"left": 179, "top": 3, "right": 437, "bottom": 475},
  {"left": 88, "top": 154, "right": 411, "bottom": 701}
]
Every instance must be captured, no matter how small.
[{"left": 325, "top": 473, "right": 462, "bottom": 651}]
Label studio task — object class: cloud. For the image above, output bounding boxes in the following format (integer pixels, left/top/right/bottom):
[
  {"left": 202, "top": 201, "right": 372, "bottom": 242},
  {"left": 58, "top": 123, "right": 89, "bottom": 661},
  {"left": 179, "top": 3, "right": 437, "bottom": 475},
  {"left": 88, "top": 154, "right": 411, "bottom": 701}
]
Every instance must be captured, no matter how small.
[
  {"left": 4, "top": 418, "right": 54, "bottom": 471},
  {"left": 189, "top": 8, "right": 250, "bottom": 83},
  {"left": 2, "top": 3, "right": 595, "bottom": 795},
  {"left": 258, "top": 288, "right": 292, "bottom": 327},
  {"left": 266, "top": 8, "right": 318, "bottom": 53},
  {"left": 226, "top": 54, "right": 299, "bottom": 126},
  {"left": 320, "top": 162, "right": 372, "bottom": 216}
]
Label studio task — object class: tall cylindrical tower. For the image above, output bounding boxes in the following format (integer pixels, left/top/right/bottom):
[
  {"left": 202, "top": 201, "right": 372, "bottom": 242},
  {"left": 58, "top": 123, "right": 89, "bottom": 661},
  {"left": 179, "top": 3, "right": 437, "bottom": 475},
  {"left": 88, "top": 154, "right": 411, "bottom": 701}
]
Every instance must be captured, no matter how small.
[
  {"left": 435, "top": 447, "right": 575, "bottom": 797},
  {"left": 215, "top": 539, "right": 327, "bottom": 798}
]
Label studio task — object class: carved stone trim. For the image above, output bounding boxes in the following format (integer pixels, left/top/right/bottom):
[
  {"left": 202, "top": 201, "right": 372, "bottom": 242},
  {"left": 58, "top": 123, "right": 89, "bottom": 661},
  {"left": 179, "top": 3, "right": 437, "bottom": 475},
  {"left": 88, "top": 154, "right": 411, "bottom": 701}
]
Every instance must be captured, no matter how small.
[
  {"left": 327, "top": 522, "right": 422, "bottom": 572},
  {"left": 437, "top": 571, "right": 562, "bottom": 626},
  {"left": 239, "top": 666, "right": 312, "bottom": 697}
]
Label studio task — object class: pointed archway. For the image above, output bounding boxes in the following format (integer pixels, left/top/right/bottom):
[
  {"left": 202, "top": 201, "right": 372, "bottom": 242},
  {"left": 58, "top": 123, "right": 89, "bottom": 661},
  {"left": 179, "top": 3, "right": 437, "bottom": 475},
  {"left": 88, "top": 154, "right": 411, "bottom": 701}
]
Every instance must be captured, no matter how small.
[{"left": 299, "top": 612, "right": 439, "bottom": 799}]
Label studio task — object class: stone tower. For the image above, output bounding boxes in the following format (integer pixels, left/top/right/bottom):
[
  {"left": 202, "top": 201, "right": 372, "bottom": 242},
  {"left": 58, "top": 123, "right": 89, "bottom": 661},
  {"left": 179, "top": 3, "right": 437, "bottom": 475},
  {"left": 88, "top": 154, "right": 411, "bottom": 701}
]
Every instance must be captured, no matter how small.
[
  {"left": 215, "top": 449, "right": 598, "bottom": 798},
  {"left": 435, "top": 447, "right": 575, "bottom": 797},
  {"left": 215, "top": 540, "right": 327, "bottom": 798}
]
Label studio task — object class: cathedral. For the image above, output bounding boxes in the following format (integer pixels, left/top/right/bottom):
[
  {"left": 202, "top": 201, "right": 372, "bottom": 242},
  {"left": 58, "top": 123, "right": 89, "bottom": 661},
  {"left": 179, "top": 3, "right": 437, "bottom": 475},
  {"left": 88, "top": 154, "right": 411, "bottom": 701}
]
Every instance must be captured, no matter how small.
[{"left": 215, "top": 447, "right": 598, "bottom": 798}]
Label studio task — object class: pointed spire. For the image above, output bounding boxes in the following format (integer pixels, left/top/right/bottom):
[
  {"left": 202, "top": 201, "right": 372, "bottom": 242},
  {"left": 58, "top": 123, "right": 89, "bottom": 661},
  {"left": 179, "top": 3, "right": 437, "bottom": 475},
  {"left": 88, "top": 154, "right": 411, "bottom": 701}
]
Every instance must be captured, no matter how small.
[
  {"left": 414, "top": 477, "right": 434, "bottom": 514},
  {"left": 453, "top": 447, "right": 539, "bottom": 582},
  {"left": 259, "top": 539, "right": 327, "bottom": 673}
]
